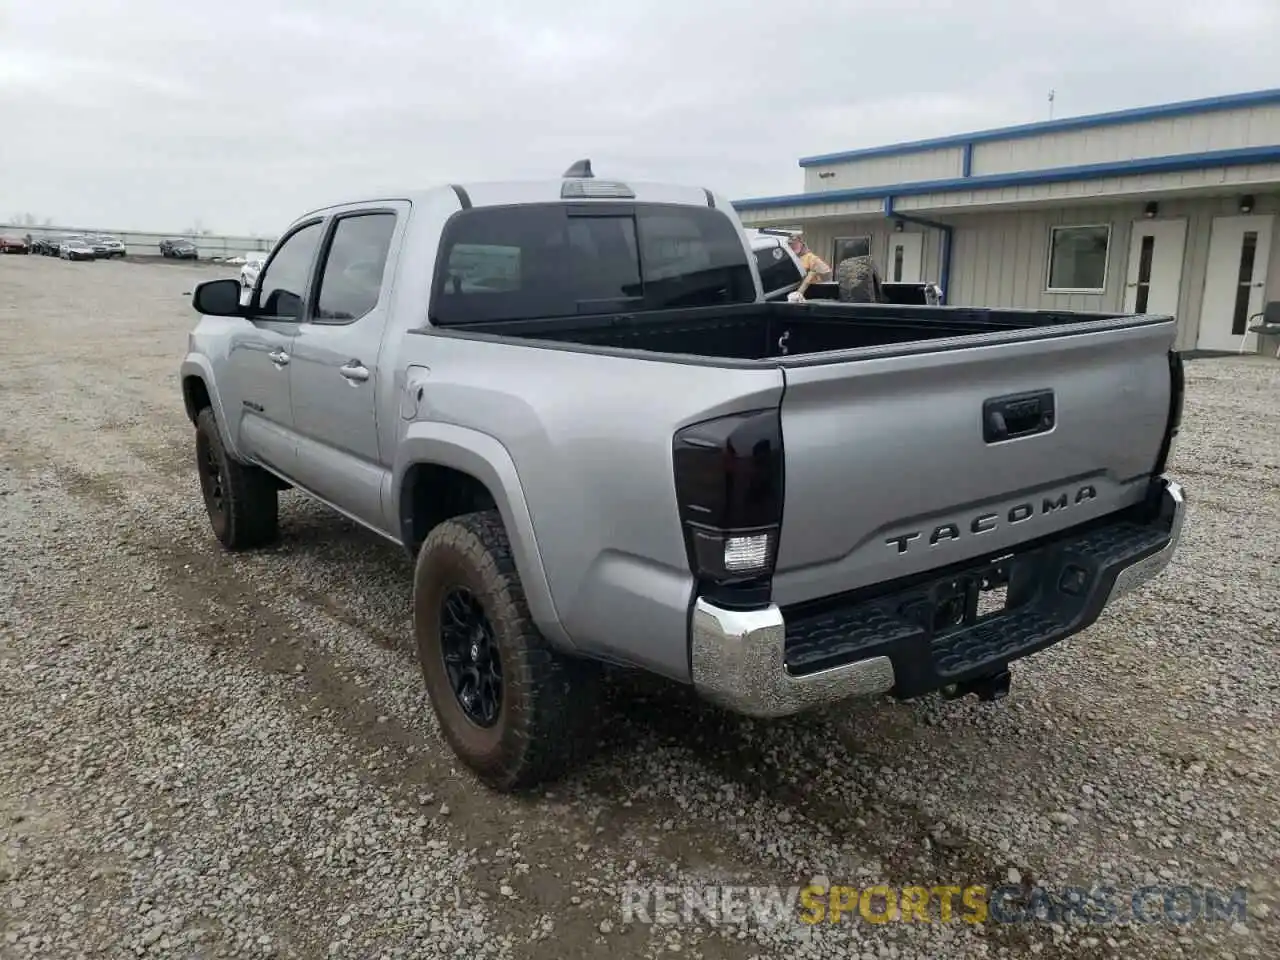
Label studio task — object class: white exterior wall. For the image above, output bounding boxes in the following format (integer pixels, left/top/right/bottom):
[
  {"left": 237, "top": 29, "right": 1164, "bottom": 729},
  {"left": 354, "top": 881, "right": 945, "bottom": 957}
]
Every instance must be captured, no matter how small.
[
  {"left": 758, "top": 192, "right": 1280, "bottom": 352},
  {"left": 791, "top": 220, "right": 942, "bottom": 288},
  {"left": 798, "top": 100, "right": 1280, "bottom": 194},
  {"left": 946, "top": 193, "right": 1280, "bottom": 350},
  {"left": 890, "top": 162, "right": 1280, "bottom": 213},
  {"left": 803, "top": 148, "right": 961, "bottom": 192},
  {"left": 973, "top": 103, "right": 1280, "bottom": 176}
]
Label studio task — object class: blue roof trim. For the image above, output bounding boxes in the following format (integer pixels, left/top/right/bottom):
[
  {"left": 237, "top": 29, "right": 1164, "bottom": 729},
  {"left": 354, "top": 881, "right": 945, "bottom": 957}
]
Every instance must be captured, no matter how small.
[
  {"left": 733, "top": 144, "right": 1280, "bottom": 212},
  {"left": 797, "top": 87, "right": 1280, "bottom": 168}
]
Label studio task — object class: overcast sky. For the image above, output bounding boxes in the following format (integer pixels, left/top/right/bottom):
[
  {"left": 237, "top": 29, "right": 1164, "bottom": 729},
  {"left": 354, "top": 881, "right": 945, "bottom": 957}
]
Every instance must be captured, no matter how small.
[{"left": 2, "top": 0, "right": 1277, "bottom": 236}]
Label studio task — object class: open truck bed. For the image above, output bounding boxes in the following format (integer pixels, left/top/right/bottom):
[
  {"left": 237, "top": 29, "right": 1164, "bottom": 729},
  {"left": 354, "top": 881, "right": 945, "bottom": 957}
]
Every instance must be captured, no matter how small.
[{"left": 441, "top": 300, "right": 1162, "bottom": 364}]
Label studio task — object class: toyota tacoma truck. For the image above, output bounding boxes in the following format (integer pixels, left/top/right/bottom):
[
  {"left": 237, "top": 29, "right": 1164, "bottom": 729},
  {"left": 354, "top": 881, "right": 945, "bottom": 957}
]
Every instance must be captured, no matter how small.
[{"left": 180, "top": 160, "right": 1188, "bottom": 792}]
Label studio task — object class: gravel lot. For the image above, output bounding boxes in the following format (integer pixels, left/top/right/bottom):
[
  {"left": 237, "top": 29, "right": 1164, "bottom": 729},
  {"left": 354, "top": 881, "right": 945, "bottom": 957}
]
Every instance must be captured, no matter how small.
[{"left": 1, "top": 254, "right": 1277, "bottom": 960}]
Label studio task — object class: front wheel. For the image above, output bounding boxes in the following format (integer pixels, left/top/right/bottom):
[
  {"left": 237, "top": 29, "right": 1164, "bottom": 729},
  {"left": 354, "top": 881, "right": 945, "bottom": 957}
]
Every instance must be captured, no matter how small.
[
  {"left": 413, "top": 510, "right": 598, "bottom": 792},
  {"left": 194, "top": 407, "right": 279, "bottom": 550}
]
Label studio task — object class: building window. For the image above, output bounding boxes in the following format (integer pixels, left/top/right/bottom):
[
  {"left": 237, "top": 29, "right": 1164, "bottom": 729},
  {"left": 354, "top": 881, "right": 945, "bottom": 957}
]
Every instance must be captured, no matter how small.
[
  {"left": 1046, "top": 224, "right": 1111, "bottom": 293},
  {"left": 832, "top": 235, "right": 871, "bottom": 267}
]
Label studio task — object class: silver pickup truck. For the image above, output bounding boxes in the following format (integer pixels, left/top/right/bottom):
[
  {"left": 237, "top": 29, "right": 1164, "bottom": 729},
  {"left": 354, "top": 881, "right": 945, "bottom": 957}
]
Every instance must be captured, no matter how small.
[{"left": 180, "top": 161, "right": 1188, "bottom": 792}]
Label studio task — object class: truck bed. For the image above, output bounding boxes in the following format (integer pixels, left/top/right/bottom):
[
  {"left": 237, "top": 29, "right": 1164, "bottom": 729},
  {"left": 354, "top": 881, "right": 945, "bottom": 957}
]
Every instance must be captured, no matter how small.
[{"left": 442, "top": 301, "right": 1157, "bottom": 363}]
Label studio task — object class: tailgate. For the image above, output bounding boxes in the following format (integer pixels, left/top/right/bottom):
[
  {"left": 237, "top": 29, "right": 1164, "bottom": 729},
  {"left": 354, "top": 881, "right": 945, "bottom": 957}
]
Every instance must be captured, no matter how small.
[{"left": 771, "top": 317, "right": 1176, "bottom": 607}]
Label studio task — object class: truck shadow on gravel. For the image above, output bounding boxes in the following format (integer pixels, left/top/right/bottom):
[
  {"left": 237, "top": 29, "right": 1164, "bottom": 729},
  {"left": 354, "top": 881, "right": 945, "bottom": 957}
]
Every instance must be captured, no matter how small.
[
  {"left": 264, "top": 499, "right": 1058, "bottom": 939},
  {"left": 27, "top": 448, "right": 1089, "bottom": 957},
  {"left": 35, "top": 462, "right": 1072, "bottom": 957},
  {"left": 263, "top": 495, "right": 1047, "bottom": 874}
]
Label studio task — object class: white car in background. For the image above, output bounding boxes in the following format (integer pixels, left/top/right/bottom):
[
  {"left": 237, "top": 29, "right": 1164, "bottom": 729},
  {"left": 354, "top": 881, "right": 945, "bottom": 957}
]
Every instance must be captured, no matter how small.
[{"left": 240, "top": 252, "right": 268, "bottom": 294}]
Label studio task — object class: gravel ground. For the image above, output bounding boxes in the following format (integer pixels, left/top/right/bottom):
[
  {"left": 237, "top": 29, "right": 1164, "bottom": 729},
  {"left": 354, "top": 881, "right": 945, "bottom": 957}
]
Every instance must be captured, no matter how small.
[{"left": 0, "top": 254, "right": 1277, "bottom": 960}]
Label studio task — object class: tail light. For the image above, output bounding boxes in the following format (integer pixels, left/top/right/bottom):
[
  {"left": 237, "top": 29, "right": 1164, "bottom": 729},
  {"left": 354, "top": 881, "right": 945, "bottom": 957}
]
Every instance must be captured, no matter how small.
[
  {"left": 1153, "top": 350, "right": 1185, "bottom": 475},
  {"left": 672, "top": 408, "right": 784, "bottom": 608}
]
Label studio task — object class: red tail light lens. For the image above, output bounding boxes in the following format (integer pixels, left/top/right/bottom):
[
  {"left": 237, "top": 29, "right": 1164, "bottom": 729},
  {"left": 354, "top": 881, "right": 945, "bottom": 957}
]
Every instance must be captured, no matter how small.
[
  {"left": 673, "top": 408, "right": 784, "bottom": 607},
  {"left": 1153, "top": 350, "right": 1185, "bottom": 475}
]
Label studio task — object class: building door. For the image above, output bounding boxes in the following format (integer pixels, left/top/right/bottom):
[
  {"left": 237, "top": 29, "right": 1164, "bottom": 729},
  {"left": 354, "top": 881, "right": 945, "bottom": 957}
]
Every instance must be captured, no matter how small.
[
  {"left": 1196, "top": 214, "right": 1274, "bottom": 352},
  {"left": 884, "top": 232, "right": 924, "bottom": 283},
  {"left": 1123, "top": 219, "right": 1186, "bottom": 317}
]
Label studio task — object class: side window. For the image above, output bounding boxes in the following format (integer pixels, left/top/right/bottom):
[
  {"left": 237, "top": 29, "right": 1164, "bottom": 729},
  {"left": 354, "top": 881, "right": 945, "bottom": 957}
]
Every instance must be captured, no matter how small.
[
  {"left": 314, "top": 213, "right": 397, "bottom": 322},
  {"left": 754, "top": 244, "right": 803, "bottom": 293},
  {"left": 257, "top": 221, "right": 324, "bottom": 319}
]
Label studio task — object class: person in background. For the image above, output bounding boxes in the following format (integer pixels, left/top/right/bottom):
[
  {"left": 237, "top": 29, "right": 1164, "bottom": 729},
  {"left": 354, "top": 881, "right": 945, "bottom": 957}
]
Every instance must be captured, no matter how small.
[{"left": 787, "top": 234, "right": 831, "bottom": 301}]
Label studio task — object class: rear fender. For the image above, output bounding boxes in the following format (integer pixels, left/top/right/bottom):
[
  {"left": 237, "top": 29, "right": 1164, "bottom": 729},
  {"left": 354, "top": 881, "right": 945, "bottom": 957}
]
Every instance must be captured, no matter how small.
[{"left": 392, "top": 422, "right": 572, "bottom": 651}]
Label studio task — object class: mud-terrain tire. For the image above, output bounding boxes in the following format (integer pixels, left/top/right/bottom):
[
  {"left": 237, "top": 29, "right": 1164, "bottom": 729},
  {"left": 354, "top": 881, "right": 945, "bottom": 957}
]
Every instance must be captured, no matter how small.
[
  {"left": 195, "top": 407, "right": 280, "bottom": 550},
  {"left": 836, "top": 254, "right": 883, "bottom": 303},
  {"left": 413, "top": 510, "right": 598, "bottom": 792}
]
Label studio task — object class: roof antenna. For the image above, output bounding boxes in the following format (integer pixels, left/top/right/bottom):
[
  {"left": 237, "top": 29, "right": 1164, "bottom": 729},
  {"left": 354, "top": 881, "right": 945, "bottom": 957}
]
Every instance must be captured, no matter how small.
[
  {"left": 1048, "top": 89, "right": 1056, "bottom": 120},
  {"left": 563, "top": 159, "right": 594, "bottom": 179}
]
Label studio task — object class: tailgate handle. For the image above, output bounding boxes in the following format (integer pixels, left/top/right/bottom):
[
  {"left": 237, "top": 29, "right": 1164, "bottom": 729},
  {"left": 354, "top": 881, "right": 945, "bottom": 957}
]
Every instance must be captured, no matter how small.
[{"left": 983, "top": 389, "right": 1055, "bottom": 443}]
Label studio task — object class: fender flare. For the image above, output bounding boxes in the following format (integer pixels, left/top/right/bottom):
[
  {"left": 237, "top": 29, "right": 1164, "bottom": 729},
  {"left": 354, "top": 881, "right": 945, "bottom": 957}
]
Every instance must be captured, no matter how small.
[
  {"left": 393, "top": 422, "right": 573, "bottom": 651},
  {"left": 179, "top": 355, "right": 243, "bottom": 461}
]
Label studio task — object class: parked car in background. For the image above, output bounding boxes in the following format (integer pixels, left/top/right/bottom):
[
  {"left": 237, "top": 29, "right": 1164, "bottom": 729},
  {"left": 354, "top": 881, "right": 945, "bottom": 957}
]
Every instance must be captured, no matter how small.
[
  {"left": 239, "top": 251, "right": 267, "bottom": 293},
  {"left": 77, "top": 236, "right": 110, "bottom": 258},
  {"left": 1, "top": 235, "right": 31, "bottom": 254},
  {"left": 159, "top": 238, "right": 199, "bottom": 259},
  {"left": 34, "top": 235, "right": 63, "bottom": 256},
  {"left": 59, "top": 239, "right": 96, "bottom": 261},
  {"left": 91, "top": 234, "right": 126, "bottom": 258}
]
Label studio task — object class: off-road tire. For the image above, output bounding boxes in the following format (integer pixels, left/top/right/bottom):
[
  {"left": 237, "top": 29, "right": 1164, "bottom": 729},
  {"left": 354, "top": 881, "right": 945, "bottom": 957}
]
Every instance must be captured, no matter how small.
[
  {"left": 414, "top": 510, "right": 598, "bottom": 792},
  {"left": 195, "top": 407, "right": 279, "bottom": 550}
]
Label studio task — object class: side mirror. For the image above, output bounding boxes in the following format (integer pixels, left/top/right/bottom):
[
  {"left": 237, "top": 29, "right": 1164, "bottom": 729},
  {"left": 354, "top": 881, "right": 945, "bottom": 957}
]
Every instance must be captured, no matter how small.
[{"left": 191, "top": 278, "right": 243, "bottom": 317}]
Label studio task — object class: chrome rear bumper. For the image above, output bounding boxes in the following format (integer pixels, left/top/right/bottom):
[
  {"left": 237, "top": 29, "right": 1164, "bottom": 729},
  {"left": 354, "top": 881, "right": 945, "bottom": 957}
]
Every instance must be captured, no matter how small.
[{"left": 690, "top": 476, "right": 1186, "bottom": 719}]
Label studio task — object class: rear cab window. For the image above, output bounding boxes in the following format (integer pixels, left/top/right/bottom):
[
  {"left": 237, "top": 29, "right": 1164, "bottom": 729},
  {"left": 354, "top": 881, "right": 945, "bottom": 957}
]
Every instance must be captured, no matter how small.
[{"left": 431, "top": 203, "right": 756, "bottom": 324}]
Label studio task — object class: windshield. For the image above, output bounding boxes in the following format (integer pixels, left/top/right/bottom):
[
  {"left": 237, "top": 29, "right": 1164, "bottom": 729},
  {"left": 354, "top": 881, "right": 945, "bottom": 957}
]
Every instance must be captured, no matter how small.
[{"left": 431, "top": 202, "right": 756, "bottom": 325}]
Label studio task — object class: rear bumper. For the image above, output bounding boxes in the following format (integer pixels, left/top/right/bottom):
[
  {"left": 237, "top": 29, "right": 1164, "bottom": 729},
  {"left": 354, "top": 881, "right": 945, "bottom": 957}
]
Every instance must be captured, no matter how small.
[{"left": 690, "top": 475, "right": 1185, "bottom": 718}]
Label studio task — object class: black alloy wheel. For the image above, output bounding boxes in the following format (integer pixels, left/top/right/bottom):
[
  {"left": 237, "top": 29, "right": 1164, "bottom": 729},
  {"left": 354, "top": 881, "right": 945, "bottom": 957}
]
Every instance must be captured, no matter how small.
[{"left": 439, "top": 587, "right": 503, "bottom": 727}]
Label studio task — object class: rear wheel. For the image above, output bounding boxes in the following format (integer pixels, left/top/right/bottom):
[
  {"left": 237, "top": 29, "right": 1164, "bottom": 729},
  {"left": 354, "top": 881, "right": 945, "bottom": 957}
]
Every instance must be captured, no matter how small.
[
  {"left": 413, "top": 510, "right": 598, "bottom": 792},
  {"left": 194, "top": 407, "right": 279, "bottom": 550}
]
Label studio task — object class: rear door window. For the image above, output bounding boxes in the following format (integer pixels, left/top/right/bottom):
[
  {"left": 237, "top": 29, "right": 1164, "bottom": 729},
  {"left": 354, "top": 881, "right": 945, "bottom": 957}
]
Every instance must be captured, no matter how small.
[{"left": 313, "top": 212, "right": 397, "bottom": 322}]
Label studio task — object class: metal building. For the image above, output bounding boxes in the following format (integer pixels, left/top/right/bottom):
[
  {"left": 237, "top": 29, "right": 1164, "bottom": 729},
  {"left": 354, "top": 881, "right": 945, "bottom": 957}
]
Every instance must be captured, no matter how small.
[{"left": 733, "top": 88, "right": 1280, "bottom": 354}]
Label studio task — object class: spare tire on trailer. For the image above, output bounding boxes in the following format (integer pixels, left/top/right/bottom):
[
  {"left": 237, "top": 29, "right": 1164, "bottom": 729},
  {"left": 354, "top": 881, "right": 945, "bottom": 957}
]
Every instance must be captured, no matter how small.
[{"left": 835, "top": 254, "right": 885, "bottom": 303}]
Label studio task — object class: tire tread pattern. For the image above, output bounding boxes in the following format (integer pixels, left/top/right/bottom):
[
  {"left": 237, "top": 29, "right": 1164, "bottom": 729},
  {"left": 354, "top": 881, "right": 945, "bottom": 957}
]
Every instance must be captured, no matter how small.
[
  {"left": 196, "top": 407, "right": 279, "bottom": 550},
  {"left": 416, "top": 510, "right": 598, "bottom": 792}
]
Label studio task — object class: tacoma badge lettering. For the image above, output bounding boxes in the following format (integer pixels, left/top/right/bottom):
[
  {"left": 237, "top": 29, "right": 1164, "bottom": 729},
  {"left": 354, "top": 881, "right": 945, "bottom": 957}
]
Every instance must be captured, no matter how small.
[{"left": 884, "top": 485, "right": 1099, "bottom": 555}]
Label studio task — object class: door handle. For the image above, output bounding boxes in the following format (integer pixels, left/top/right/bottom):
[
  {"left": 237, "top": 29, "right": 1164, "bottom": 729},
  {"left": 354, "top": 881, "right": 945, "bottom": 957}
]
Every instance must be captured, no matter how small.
[
  {"left": 983, "top": 389, "right": 1055, "bottom": 443},
  {"left": 269, "top": 349, "right": 290, "bottom": 366},
  {"left": 339, "top": 361, "right": 370, "bottom": 383}
]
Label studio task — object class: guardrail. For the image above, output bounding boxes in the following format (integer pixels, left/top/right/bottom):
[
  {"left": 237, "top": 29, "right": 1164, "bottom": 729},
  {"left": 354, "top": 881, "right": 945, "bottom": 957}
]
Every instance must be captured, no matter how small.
[{"left": 0, "top": 224, "right": 276, "bottom": 259}]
